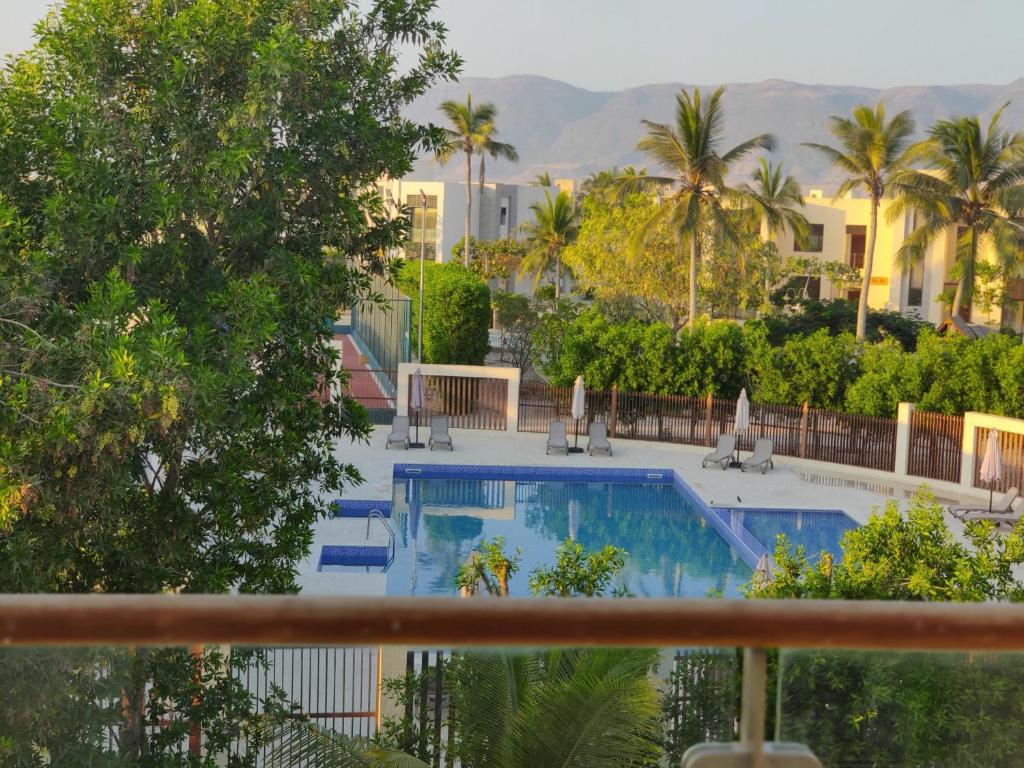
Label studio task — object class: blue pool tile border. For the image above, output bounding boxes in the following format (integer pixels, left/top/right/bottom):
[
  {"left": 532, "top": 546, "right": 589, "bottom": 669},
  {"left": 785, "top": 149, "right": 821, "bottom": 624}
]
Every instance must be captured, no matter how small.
[
  {"left": 333, "top": 499, "right": 392, "bottom": 518},
  {"left": 319, "top": 544, "right": 390, "bottom": 568},
  {"left": 392, "top": 463, "right": 675, "bottom": 484}
]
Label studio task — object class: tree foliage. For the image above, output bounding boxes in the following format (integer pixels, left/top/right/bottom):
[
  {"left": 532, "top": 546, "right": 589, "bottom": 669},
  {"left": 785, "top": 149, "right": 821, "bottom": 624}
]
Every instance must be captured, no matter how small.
[
  {"left": 0, "top": 0, "right": 457, "bottom": 761},
  {"left": 397, "top": 261, "right": 490, "bottom": 365},
  {"left": 747, "top": 492, "right": 1024, "bottom": 768}
]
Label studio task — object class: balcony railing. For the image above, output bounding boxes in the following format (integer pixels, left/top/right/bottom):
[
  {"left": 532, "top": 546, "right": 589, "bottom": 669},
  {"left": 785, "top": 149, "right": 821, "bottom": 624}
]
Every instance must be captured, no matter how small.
[{"left": 7, "top": 596, "right": 1024, "bottom": 767}]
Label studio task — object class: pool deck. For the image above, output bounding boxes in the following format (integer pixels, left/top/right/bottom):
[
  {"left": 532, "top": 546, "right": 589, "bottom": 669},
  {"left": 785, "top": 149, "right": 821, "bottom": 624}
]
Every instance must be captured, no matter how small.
[{"left": 297, "top": 426, "right": 980, "bottom": 594}]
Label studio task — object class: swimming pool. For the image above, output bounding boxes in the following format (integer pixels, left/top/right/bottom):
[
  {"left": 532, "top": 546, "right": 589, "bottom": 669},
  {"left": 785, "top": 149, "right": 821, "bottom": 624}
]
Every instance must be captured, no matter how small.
[{"left": 319, "top": 465, "right": 858, "bottom": 598}]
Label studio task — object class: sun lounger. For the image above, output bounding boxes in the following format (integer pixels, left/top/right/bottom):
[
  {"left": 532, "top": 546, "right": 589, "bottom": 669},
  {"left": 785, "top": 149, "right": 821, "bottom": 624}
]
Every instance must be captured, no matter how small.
[
  {"left": 587, "top": 421, "right": 612, "bottom": 456},
  {"left": 386, "top": 415, "right": 410, "bottom": 450},
  {"left": 959, "top": 497, "right": 1024, "bottom": 529},
  {"left": 428, "top": 415, "right": 453, "bottom": 451},
  {"left": 702, "top": 434, "right": 736, "bottom": 470},
  {"left": 950, "top": 487, "right": 1018, "bottom": 520},
  {"left": 741, "top": 438, "right": 774, "bottom": 474},
  {"left": 546, "top": 420, "right": 568, "bottom": 455}
]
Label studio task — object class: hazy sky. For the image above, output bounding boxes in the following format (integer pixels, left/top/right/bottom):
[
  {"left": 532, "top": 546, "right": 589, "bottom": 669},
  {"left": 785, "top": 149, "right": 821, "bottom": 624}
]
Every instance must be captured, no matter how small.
[{"left": 3, "top": 0, "right": 1023, "bottom": 91}]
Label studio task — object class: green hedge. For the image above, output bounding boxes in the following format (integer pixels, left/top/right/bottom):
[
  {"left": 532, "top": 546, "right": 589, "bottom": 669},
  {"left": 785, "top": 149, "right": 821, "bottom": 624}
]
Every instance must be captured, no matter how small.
[
  {"left": 537, "top": 307, "right": 1024, "bottom": 418},
  {"left": 396, "top": 261, "right": 490, "bottom": 365}
]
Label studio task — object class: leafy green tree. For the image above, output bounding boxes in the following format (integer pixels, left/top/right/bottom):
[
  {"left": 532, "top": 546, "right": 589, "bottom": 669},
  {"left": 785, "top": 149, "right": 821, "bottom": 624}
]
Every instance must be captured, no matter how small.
[
  {"left": 748, "top": 492, "right": 1024, "bottom": 768},
  {"left": 397, "top": 261, "right": 490, "bottom": 365},
  {"left": 452, "top": 236, "right": 528, "bottom": 282},
  {"left": 436, "top": 95, "right": 517, "bottom": 266},
  {"left": 561, "top": 194, "right": 689, "bottom": 328},
  {"left": 529, "top": 540, "right": 627, "bottom": 597},
  {"left": 518, "top": 189, "right": 578, "bottom": 297},
  {"left": 890, "top": 107, "right": 1024, "bottom": 317},
  {"left": 804, "top": 102, "right": 920, "bottom": 341},
  {"left": 0, "top": 0, "right": 456, "bottom": 761},
  {"left": 624, "top": 87, "right": 774, "bottom": 325},
  {"left": 750, "top": 329, "right": 859, "bottom": 409}
]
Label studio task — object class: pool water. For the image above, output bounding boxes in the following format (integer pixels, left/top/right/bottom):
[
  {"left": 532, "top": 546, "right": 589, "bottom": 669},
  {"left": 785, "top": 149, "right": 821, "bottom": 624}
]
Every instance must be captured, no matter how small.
[{"left": 333, "top": 472, "right": 857, "bottom": 598}]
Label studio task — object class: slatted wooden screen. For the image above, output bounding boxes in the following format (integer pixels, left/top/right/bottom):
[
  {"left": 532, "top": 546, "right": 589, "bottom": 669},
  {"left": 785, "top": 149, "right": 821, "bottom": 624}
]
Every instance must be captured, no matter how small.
[
  {"left": 908, "top": 410, "right": 964, "bottom": 483},
  {"left": 409, "top": 374, "right": 508, "bottom": 431},
  {"left": 973, "top": 427, "right": 1024, "bottom": 494}
]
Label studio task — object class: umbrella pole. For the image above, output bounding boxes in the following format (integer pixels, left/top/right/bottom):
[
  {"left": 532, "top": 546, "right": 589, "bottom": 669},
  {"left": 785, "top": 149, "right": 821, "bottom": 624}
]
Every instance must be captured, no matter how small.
[
  {"left": 574, "top": 418, "right": 579, "bottom": 450},
  {"left": 990, "top": 484, "right": 994, "bottom": 513}
]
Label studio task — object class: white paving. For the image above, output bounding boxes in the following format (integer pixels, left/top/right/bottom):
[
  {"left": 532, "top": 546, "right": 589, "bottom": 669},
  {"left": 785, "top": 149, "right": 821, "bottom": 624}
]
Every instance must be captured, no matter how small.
[{"left": 297, "top": 426, "right": 979, "bottom": 594}]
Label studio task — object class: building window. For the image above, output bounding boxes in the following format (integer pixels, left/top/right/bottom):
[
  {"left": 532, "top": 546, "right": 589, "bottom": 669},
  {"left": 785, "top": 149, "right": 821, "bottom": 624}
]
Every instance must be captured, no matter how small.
[
  {"left": 846, "top": 226, "right": 866, "bottom": 269},
  {"left": 796, "top": 224, "right": 824, "bottom": 252},
  {"left": 499, "top": 206, "right": 508, "bottom": 226},
  {"left": 406, "top": 194, "right": 438, "bottom": 260},
  {"left": 907, "top": 260, "right": 924, "bottom": 307}
]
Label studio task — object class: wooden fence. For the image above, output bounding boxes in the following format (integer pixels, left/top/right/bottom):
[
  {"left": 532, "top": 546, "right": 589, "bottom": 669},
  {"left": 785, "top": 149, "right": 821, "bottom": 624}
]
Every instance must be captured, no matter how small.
[
  {"left": 908, "top": 410, "right": 965, "bottom": 484},
  {"left": 409, "top": 373, "right": 509, "bottom": 431},
  {"left": 518, "top": 383, "right": 898, "bottom": 472},
  {"left": 973, "top": 427, "right": 1024, "bottom": 494}
]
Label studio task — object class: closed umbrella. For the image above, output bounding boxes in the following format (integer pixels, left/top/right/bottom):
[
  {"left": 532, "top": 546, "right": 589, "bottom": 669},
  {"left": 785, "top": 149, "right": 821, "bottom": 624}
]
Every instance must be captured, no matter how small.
[
  {"left": 980, "top": 428, "right": 1003, "bottom": 512},
  {"left": 409, "top": 369, "right": 426, "bottom": 448},
  {"left": 569, "top": 375, "right": 586, "bottom": 453},
  {"left": 732, "top": 388, "right": 750, "bottom": 467}
]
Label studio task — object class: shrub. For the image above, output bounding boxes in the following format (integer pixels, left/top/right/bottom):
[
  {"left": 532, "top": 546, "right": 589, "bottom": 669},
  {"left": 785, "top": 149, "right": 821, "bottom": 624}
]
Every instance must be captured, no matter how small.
[
  {"left": 750, "top": 329, "right": 859, "bottom": 409},
  {"left": 397, "top": 261, "right": 490, "bottom": 365},
  {"left": 764, "top": 299, "right": 929, "bottom": 350}
]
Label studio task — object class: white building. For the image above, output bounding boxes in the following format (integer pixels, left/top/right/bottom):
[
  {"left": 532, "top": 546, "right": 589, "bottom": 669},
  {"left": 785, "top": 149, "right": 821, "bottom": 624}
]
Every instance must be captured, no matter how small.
[{"left": 379, "top": 178, "right": 569, "bottom": 295}]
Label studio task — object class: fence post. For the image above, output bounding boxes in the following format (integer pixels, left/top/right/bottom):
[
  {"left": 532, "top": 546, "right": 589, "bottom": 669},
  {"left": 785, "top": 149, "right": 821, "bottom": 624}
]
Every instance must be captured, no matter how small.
[
  {"left": 798, "top": 401, "right": 809, "bottom": 459},
  {"left": 609, "top": 385, "right": 618, "bottom": 438},
  {"left": 894, "top": 402, "right": 914, "bottom": 477},
  {"left": 704, "top": 391, "right": 714, "bottom": 447}
]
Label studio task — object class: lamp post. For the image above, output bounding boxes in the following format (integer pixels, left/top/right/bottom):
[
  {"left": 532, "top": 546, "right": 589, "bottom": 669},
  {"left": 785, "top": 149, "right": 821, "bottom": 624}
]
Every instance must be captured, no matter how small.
[{"left": 418, "top": 189, "right": 426, "bottom": 363}]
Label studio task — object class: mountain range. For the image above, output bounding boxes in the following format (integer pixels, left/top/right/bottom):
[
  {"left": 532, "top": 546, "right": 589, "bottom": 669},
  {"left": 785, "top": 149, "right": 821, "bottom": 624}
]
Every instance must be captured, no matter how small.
[{"left": 406, "top": 75, "right": 1024, "bottom": 189}]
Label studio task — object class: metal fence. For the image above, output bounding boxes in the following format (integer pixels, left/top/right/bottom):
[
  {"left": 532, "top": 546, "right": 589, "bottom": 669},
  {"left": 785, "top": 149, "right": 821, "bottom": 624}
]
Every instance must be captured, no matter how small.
[
  {"left": 908, "top": 410, "right": 964, "bottom": 484},
  {"left": 343, "top": 368, "right": 398, "bottom": 425},
  {"left": 517, "top": 383, "right": 899, "bottom": 472},
  {"left": 351, "top": 272, "right": 411, "bottom": 385}
]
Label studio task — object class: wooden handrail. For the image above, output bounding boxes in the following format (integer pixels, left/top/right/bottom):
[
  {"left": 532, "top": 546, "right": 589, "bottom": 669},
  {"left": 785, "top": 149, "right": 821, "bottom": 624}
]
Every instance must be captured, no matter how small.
[{"left": 4, "top": 595, "right": 1024, "bottom": 650}]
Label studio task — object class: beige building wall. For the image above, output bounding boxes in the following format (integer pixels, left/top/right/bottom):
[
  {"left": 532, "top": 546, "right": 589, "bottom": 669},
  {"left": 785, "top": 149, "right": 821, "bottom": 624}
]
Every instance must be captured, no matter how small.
[{"left": 773, "top": 191, "right": 1022, "bottom": 331}]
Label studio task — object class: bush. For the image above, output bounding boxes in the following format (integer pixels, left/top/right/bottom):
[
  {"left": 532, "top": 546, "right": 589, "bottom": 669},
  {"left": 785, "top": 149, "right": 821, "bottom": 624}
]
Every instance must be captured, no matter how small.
[
  {"left": 397, "top": 261, "right": 490, "bottom": 365},
  {"left": 764, "top": 299, "right": 930, "bottom": 351},
  {"left": 750, "top": 329, "right": 859, "bottom": 409}
]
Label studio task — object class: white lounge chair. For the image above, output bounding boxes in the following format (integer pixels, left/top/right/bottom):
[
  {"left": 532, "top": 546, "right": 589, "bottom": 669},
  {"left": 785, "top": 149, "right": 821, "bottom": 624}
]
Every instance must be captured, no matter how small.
[
  {"left": 702, "top": 434, "right": 736, "bottom": 470},
  {"left": 587, "top": 421, "right": 612, "bottom": 456},
  {"left": 546, "top": 421, "right": 568, "bottom": 455},
  {"left": 428, "top": 415, "right": 453, "bottom": 451},
  {"left": 951, "top": 487, "right": 1019, "bottom": 520},
  {"left": 741, "top": 438, "right": 774, "bottom": 474},
  {"left": 385, "top": 415, "right": 410, "bottom": 450},
  {"left": 959, "top": 497, "right": 1024, "bottom": 529}
]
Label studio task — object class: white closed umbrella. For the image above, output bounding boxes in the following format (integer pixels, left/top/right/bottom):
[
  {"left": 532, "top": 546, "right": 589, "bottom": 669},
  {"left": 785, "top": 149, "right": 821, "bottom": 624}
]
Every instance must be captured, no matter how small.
[
  {"left": 410, "top": 369, "right": 425, "bottom": 448},
  {"left": 733, "top": 388, "right": 750, "bottom": 466},
  {"left": 570, "top": 375, "right": 586, "bottom": 453},
  {"left": 980, "top": 428, "right": 1003, "bottom": 512}
]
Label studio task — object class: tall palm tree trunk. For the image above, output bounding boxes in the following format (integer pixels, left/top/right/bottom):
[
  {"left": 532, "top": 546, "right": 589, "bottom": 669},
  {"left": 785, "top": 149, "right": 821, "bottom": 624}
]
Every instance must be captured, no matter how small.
[
  {"left": 555, "top": 255, "right": 562, "bottom": 298},
  {"left": 856, "top": 197, "right": 879, "bottom": 341},
  {"left": 951, "top": 228, "right": 976, "bottom": 319},
  {"left": 687, "top": 236, "right": 699, "bottom": 325},
  {"left": 478, "top": 154, "right": 486, "bottom": 194},
  {"left": 760, "top": 218, "right": 772, "bottom": 316},
  {"left": 464, "top": 148, "right": 472, "bottom": 267}
]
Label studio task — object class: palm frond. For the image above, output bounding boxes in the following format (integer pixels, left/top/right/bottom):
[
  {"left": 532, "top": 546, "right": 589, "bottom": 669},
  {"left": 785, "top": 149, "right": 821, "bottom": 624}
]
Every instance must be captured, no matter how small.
[{"left": 259, "top": 719, "right": 372, "bottom": 768}]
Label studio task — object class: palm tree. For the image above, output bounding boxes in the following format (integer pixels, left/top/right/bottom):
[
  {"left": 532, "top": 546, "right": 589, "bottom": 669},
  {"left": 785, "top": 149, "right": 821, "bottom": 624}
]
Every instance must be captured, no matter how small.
[
  {"left": 531, "top": 171, "right": 553, "bottom": 187},
  {"left": 739, "top": 159, "right": 810, "bottom": 310},
  {"left": 476, "top": 119, "right": 518, "bottom": 192},
  {"left": 436, "top": 95, "right": 517, "bottom": 267},
  {"left": 623, "top": 88, "right": 774, "bottom": 325},
  {"left": 261, "top": 649, "right": 661, "bottom": 768},
  {"left": 889, "top": 108, "right": 1024, "bottom": 318},
  {"left": 519, "top": 189, "right": 578, "bottom": 297},
  {"left": 804, "top": 103, "right": 919, "bottom": 340},
  {"left": 581, "top": 165, "right": 646, "bottom": 204}
]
